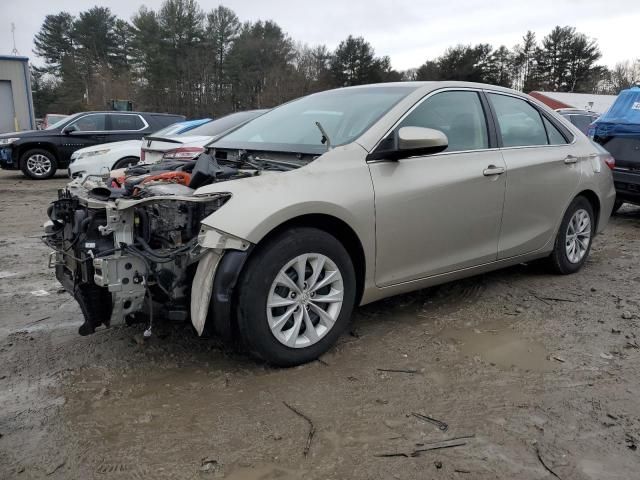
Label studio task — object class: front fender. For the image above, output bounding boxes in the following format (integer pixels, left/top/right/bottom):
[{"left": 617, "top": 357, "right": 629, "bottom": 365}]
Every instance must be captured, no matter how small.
[{"left": 196, "top": 144, "right": 375, "bottom": 246}]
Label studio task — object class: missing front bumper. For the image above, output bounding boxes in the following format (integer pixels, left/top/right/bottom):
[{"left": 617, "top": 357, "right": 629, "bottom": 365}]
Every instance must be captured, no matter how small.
[{"left": 93, "top": 255, "right": 148, "bottom": 326}]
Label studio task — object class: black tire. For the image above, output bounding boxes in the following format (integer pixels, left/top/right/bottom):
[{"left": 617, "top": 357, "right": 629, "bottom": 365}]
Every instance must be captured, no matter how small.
[
  {"left": 612, "top": 199, "right": 624, "bottom": 215},
  {"left": 236, "top": 227, "right": 356, "bottom": 367},
  {"left": 113, "top": 156, "right": 140, "bottom": 170},
  {"left": 548, "top": 196, "right": 595, "bottom": 275},
  {"left": 20, "top": 149, "right": 57, "bottom": 179}
]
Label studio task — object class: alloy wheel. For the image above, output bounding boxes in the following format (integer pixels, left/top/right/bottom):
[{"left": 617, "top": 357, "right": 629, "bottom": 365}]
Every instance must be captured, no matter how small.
[
  {"left": 266, "top": 253, "right": 344, "bottom": 348},
  {"left": 565, "top": 208, "right": 591, "bottom": 264},
  {"left": 26, "top": 154, "right": 52, "bottom": 177}
]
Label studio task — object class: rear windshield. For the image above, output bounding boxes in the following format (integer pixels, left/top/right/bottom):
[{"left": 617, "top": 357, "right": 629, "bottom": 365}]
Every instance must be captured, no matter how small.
[{"left": 215, "top": 86, "right": 418, "bottom": 153}]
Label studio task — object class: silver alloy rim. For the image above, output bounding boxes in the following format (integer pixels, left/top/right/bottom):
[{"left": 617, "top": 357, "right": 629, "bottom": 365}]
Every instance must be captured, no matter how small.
[
  {"left": 267, "top": 253, "right": 344, "bottom": 348},
  {"left": 26, "top": 154, "right": 52, "bottom": 177},
  {"left": 565, "top": 208, "right": 591, "bottom": 264}
]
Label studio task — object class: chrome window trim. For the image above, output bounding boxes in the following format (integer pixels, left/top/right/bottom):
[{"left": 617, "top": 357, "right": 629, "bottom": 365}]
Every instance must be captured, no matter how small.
[
  {"left": 366, "top": 147, "right": 502, "bottom": 164},
  {"left": 366, "top": 87, "right": 492, "bottom": 161},
  {"left": 483, "top": 90, "right": 577, "bottom": 149},
  {"left": 65, "top": 113, "right": 149, "bottom": 134}
]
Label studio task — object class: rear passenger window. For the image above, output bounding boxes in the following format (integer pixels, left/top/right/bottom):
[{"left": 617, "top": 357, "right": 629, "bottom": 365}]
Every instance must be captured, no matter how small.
[
  {"left": 109, "top": 114, "right": 145, "bottom": 131},
  {"left": 399, "top": 91, "right": 488, "bottom": 152},
  {"left": 489, "top": 94, "right": 548, "bottom": 147},
  {"left": 542, "top": 117, "right": 568, "bottom": 145}
]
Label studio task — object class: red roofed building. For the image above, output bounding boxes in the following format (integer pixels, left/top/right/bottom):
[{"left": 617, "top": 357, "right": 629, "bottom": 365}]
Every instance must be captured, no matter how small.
[{"left": 529, "top": 91, "right": 617, "bottom": 114}]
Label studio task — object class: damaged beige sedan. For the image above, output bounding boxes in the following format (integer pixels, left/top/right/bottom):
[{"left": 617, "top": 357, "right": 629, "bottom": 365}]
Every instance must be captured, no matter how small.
[{"left": 45, "top": 82, "right": 616, "bottom": 366}]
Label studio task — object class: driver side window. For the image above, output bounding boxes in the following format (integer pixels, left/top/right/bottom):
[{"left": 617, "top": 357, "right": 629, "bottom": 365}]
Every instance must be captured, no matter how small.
[
  {"left": 399, "top": 91, "right": 489, "bottom": 152},
  {"left": 68, "top": 114, "right": 106, "bottom": 132}
]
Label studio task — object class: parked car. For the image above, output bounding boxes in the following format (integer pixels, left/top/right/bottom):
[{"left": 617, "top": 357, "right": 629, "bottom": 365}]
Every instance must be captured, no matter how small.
[
  {"left": 68, "top": 118, "right": 213, "bottom": 178},
  {"left": 45, "top": 82, "right": 615, "bottom": 366},
  {"left": 0, "top": 111, "right": 185, "bottom": 179},
  {"left": 556, "top": 108, "right": 599, "bottom": 135},
  {"left": 592, "top": 85, "right": 640, "bottom": 211},
  {"left": 139, "top": 110, "right": 266, "bottom": 165},
  {"left": 43, "top": 113, "right": 69, "bottom": 130}
]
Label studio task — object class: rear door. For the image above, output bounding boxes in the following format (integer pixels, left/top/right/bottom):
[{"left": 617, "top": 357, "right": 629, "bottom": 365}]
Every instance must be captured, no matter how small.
[
  {"left": 369, "top": 89, "right": 506, "bottom": 286},
  {"left": 487, "top": 92, "right": 581, "bottom": 259}
]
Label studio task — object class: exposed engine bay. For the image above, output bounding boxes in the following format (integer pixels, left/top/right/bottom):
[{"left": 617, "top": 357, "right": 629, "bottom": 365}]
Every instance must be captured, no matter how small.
[{"left": 43, "top": 149, "right": 313, "bottom": 336}]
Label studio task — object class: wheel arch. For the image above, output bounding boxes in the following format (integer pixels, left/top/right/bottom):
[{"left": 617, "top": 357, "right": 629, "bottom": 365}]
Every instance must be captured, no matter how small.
[
  {"left": 17, "top": 143, "right": 59, "bottom": 163},
  {"left": 575, "top": 189, "right": 601, "bottom": 231},
  {"left": 113, "top": 155, "right": 140, "bottom": 169},
  {"left": 253, "top": 213, "right": 367, "bottom": 306},
  {"left": 203, "top": 213, "right": 367, "bottom": 343}
]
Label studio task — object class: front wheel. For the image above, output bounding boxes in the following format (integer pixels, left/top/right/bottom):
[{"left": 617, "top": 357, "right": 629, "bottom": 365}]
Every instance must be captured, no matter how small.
[
  {"left": 236, "top": 228, "right": 356, "bottom": 366},
  {"left": 20, "top": 149, "right": 57, "bottom": 179},
  {"left": 548, "top": 196, "right": 594, "bottom": 274}
]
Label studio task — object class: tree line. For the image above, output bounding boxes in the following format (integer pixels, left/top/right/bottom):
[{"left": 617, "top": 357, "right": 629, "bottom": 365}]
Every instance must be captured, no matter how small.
[{"left": 31, "top": 0, "right": 639, "bottom": 118}]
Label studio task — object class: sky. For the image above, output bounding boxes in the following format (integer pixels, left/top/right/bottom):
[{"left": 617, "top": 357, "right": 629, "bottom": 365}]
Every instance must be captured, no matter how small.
[{"left": 2, "top": 0, "right": 639, "bottom": 70}]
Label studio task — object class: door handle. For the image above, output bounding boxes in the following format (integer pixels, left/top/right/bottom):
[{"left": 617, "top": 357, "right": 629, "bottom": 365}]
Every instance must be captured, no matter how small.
[
  {"left": 483, "top": 165, "right": 505, "bottom": 176},
  {"left": 564, "top": 155, "right": 579, "bottom": 164}
]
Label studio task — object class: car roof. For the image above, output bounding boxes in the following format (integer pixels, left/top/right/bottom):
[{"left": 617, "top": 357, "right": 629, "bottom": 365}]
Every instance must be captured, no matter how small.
[
  {"left": 69, "top": 111, "right": 184, "bottom": 116},
  {"left": 337, "top": 80, "right": 524, "bottom": 93}
]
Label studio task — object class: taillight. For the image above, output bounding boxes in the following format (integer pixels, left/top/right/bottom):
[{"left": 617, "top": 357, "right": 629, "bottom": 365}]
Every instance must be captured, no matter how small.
[
  {"left": 140, "top": 149, "right": 146, "bottom": 162},
  {"left": 604, "top": 155, "right": 615, "bottom": 170},
  {"left": 162, "top": 146, "right": 204, "bottom": 160}
]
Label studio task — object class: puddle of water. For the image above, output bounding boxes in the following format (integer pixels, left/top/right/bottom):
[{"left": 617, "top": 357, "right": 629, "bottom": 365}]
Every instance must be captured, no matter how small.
[
  {"left": 442, "top": 321, "right": 552, "bottom": 372},
  {"left": 223, "top": 463, "right": 301, "bottom": 480}
]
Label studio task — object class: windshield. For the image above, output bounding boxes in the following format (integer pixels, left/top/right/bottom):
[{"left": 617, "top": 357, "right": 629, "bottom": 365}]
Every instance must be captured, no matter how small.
[
  {"left": 46, "top": 113, "right": 79, "bottom": 130},
  {"left": 184, "top": 111, "right": 264, "bottom": 137},
  {"left": 215, "top": 86, "right": 418, "bottom": 153}
]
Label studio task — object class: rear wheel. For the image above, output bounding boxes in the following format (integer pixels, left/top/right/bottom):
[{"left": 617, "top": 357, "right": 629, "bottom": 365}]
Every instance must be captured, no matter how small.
[
  {"left": 20, "top": 149, "right": 57, "bottom": 179},
  {"left": 236, "top": 228, "right": 356, "bottom": 366},
  {"left": 548, "top": 196, "right": 594, "bottom": 274},
  {"left": 113, "top": 156, "right": 139, "bottom": 170}
]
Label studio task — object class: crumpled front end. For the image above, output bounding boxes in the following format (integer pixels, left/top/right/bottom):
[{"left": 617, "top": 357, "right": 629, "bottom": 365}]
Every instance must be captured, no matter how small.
[{"left": 44, "top": 183, "right": 236, "bottom": 336}]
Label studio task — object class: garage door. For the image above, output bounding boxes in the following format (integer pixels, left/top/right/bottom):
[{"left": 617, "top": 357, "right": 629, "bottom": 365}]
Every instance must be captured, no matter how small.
[{"left": 0, "top": 80, "right": 16, "bottom": 134}]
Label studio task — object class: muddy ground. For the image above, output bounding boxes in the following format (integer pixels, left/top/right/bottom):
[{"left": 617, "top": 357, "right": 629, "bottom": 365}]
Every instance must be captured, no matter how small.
[{"left": 1, "top": 168, "right": 640, "bottom": 479}]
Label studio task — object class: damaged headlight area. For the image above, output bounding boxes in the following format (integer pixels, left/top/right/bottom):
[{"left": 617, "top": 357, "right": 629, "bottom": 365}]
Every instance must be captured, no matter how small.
[{"left": 44, "top": 188, "right": 232, "bottom": 336}]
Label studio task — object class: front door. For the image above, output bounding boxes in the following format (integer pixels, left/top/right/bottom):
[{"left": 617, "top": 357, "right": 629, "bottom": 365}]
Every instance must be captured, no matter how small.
[
  {"left": 59, "top": 113, "right": 108, "bottom": 162},
  {"left": 369, "top": 90, "right": 506, "bottom": 287}
]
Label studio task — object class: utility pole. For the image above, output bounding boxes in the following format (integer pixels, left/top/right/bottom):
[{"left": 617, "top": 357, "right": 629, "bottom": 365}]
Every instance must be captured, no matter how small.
[{"left": 11, "top": 22, "right": 19, "bottom": 55}]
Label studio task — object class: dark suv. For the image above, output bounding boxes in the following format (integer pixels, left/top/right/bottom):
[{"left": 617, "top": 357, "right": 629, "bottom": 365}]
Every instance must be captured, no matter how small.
[
  {"left": 0, "top": 111, "right": 185, "bottom": 179},
  {"left": 591, "top": 86, "right": 640, "bottom": 211}
]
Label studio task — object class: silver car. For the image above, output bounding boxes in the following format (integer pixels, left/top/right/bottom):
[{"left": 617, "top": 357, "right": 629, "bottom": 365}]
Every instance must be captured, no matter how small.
[{"left": 46, "top": 82, "right": 615, "bottom": 366}]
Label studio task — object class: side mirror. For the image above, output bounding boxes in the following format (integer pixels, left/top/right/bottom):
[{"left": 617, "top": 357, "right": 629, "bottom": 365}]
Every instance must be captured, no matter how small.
[
  {"left": 368, "top": 126, "right": 448, "bottom": 161},
  {"left": 63, "top": 124, "right": 79, "bottom": 135}
]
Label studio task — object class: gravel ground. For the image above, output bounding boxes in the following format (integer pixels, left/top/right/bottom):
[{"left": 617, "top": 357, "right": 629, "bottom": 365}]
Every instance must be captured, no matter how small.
[{"left": 1, "top": 168, "right": 639, "bottom": 479}]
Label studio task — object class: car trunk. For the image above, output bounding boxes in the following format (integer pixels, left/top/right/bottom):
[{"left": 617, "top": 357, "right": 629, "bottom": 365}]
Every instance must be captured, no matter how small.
[
  {"left": 599, "top": 136, "right": 640, "bottom": 171},
  {"left": 140, "top": 135, "right": 212, "bottom": 164}
]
